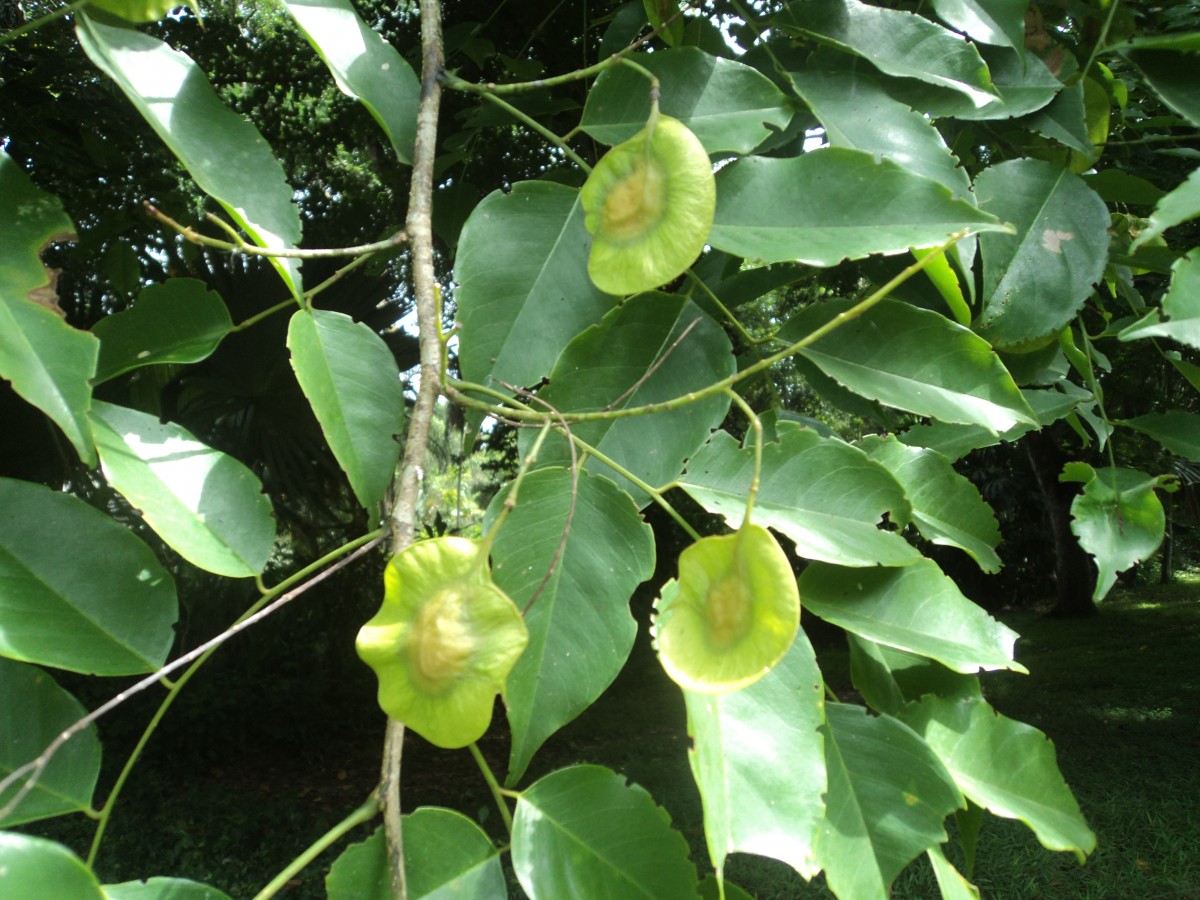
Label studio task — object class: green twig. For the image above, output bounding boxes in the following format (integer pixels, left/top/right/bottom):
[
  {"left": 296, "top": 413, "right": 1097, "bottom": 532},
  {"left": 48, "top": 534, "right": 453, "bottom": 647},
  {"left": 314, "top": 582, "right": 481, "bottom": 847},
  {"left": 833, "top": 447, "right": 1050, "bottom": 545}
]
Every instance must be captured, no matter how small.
[
  {"left": 727, "top": 390, "right": 763, "bottom": 524},
  {"left": 470, "top": 87, "right": 593, "bottom": 173},
  {"left": 469, "top": 743, "right": 515, "bottom": 834}
]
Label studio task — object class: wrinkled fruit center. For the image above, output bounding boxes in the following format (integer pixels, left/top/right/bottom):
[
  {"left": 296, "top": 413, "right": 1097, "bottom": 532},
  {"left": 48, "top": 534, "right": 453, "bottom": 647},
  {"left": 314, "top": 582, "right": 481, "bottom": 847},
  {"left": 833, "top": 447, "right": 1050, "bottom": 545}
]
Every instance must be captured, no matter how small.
[
  {"left": 705, "top": 575, "right": 752, "bottom": 648},
  {"left": 410, "top": 589, "right": 473, "bottom": 689},
  {"left": 601, "top": 156, "right": 666, "bottom": 244}
]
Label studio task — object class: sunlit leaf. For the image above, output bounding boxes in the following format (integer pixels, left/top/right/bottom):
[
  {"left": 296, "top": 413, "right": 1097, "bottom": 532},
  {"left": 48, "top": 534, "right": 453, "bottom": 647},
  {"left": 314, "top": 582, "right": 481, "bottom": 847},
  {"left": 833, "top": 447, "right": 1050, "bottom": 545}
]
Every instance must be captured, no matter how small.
[
  {"left": 86, "top": 0, "right": 177, "bottom": 23},
  {"left": 0, "top": 833, "right": 104, "bottom": 900},
  {"left": 927, "top": 845, "right": 981, "bottom": 900},
  {"left": 930, "top": 0, "right": 1026, "bottom": 50},
  {"left": 102, "top": 878, "right": 232, "bottom": 899},
  {"left": 1130, "top": 165, "right": 1200, "bottom": 249},
  {"left": 848, "top": 636, "right": 982, "bottom": 718},
  {"left": 1120, "top": 248, "right": 1200, "bottom": 351}
]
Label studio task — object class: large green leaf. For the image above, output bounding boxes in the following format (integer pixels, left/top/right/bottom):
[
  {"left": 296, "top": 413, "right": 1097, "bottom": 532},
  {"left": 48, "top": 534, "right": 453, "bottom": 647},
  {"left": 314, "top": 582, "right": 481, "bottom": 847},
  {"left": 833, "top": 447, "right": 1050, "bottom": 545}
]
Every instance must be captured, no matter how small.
[
  {"left": 455, "top": 182, "right": 615, "bottom": 392},
  {"left": 679, "top": 429, "right": 920, "bottom": 567},
  {"left": 927, "top": 846, "right": 981, "bottom": 900},
  {"left": 1125, "top": 50, "right": 1200, "bottom": 127},
  {"left": 777, "top": 0, "right": 998, "bottom": 106},
  {"left": 0, "top": 151, "right": 98, "bottom": 466},
  {"left": 287, "top": 308, "right": 405, "bottom": 509},
  {"left": 848, "top": 636, "right": 982, "bottom": 718},
  {"left": 89, "top": 401, "right": 276, "bottom": 577},
  {"left": 1122, "top": 411, "right": 1200, "bottom": 461},
  {"left": 523, "top": 293, "right": 733, "bottom": 505},
  {"left": 0, "top": 478, "right": 177, "bottom": 675},
  {"left": 0, "top": 659, "right": 101, "bottom": 827},
  {"left": 1131, "top": 166, "right": 1200, "bottom": 249},
  {"left": 817, "top": 704, "right": 964, "bottom": 900},
  {"left": 76, "top": 13, "right": 303, "bottom": 299},
  {"left": 86, "top": 0, "right": 176, "bottom": 23},
  {"left": 709, "top": 150, "right": 1004, "bottom": 265},
  {"left": 103, "top": 878, "right": 233, "bottom": 899},
  {"left": 91, "top": 279, "right": 232, "bottom": 384},
  {"left": 512, "top": 765, "right": 699, "bottom": 899},
  {"left": 486, "top": 469, "right": 655, "bottom": 785},
  {"left": 974, "top": 159, "right": 1111, "bottom": 350},
  {"left": 1119, "top": 248, "right": 1200, "bottom": 350},
  {"left": 326, "top": 811, "right": 505, "bottom": 900},
  {"left": 930, "top": 0, "right": 1026, "bottom": 50},
  {"left": 799, "top": 559, "right": 1024, "bottom": 673},
  {"left": 1062, "top": 464, "right": 1167, "bottom": 602},
  {"left": 790, "top": 69, "right": 971, "bottom": 198},
  {"left": 0, "top": 833, "right": 105, "bottom": 900},
  {"left": 859, "top": 435, "right": 1002, "bottom": 572},
  {"left": 779, "top": 299, "right": 1036, "bottom": 433},
  {"left": 580, "top": 47, "right": 793, "bottom": 154},
  {"left": 902, "top": 695, "right": 1096, "bottom": 860},
  {"left": 685, "top": 632, "right": 825, "bottom": 880},
  {"left": 277, "top": 0, "right": 419, "bottom": 164}
]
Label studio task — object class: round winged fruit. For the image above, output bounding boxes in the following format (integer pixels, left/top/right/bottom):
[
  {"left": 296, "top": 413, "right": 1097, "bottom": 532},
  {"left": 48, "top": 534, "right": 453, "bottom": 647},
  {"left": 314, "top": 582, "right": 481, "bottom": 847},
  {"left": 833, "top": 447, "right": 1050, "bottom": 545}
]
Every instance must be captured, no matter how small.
[
  {"left": 356, "top": 536, "right": 528, "bottom": 749},
  {"left": 581, "top": 114, "right": 715, "bottom": 296},
  {"left": 653, "top": 523, "right": 800, "bottom": 695}
]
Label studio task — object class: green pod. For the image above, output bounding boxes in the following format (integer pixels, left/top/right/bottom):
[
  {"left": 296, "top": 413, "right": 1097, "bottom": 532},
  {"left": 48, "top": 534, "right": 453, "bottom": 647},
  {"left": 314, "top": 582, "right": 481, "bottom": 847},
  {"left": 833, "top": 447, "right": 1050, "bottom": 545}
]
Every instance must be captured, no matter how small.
[{"left": 356, "top": 537, "right": 528, "bottom": 748}]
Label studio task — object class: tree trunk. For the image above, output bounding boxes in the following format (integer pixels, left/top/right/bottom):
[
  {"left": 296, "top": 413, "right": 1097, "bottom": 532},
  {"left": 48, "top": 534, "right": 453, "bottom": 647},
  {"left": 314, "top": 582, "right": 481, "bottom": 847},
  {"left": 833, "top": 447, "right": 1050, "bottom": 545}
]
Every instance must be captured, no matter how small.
[{"left": 1024, "top": 430, "right": 1098, "bottom": 617}]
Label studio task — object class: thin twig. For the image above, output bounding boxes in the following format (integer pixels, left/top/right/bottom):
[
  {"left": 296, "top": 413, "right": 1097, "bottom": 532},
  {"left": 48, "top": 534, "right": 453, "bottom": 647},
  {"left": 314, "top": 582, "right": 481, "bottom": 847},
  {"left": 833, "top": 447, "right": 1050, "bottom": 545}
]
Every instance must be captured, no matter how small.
[{"left": 602, "top": 317, "right": 702, "bottom": 411}]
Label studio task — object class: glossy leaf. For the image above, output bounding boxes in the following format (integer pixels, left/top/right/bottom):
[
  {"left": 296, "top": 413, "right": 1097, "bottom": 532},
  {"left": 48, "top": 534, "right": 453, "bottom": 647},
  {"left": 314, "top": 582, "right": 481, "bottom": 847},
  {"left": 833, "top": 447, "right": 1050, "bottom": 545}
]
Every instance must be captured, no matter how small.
[
  {"left": 799, "top": 559, "right": 1025, "bottom": 673},
  {"left": 89, "top": 401, "right": 276, "bottom": 578},
  {"left": 902, "top": 695, "right": 1096, "bottom": 860},
  {"left": 278, "top": 0, "right": 419, "bottom": 164},
  {"left": 930, "top": 0, "right": 1026, "bottom": 50},
  {"left": 886, "top": 45, "right": 1060, "bottom": 121},
  {"left": 1120, "top": 248, "right": 1200, "bottom": 350},
  {"left": 685, "top": 632, "right": 825, "bottom": 880},
  {"left": 1062, "top": 464, "right": 1167, "bottom": 602},
  {"left": 780, "top": 299, "right": 1037, "bottom": 433},
  {"left": 0, "top": 833, "right": 105, "bottom": 900},
  {"left": 512, "top": 766, "right": 699, "bottom": 900},
  {"left": 580, "top": 47, "right": 793, "bottom": 154},
  {"left": 326, "top": 812, "right": 505, "bottom": 900},
  {"left": 679, "top": 429, "right": 920, "bottom": 567},
  {"left": 455, "top": 182, "right": 614, "bottom": 392},
  {"left": 287, "top": 308, "right": 405, "bottom": 510},
  {"left": 818, "top": 704, "right": 964, "bottom": 900},
  {"left": 0, "top": 659, "right": 100, "bottom": 827},
  {"left": 91, "top": 279, "right": 232, "bottom": 383},
  {"left": 1123, "top": 411, "right": 1200, "bottom": 460},
  {"left": 974, "top": 159, "right": 1110, "bottom": 350},
  {"left": 1024, "top": 81, "right": 1093, "bottom": 155},
  {"left": 848, "top": 636, "right": 982, "bottom": 718},
  {"left": 1131, "top": 165, "right": 1200, "bottom": 249},
  {"left": 777, "top": 0, "right": 998, "bottom": 106},
  {"left": 76, "top": 13, "right": 303, "bottom": 299},
  {"left": 486, "top": 468, "right": 655, "bottom": 785},
  {"left": 103, "top": 878, "right": 233, "bottom": 899},
  {"left": 525, "top": 293, "right": 733, "bottom": 505},
  {"left": 709, "top": 150, "right": 1004, "bottom": 266},
  {"left": 0, "top": 478, "right": 177, "bottom": 675},
  {"left": 1125, "top": 50, "right": 1200, "bottom": 127},
  {"left": 87, "top": 0, "right": 177, "bottom": 23},
  {"left": 859, "top": 435, "right": 1002, "bottom": 572},
  {"left": 0, "top": 152, "right": 97, "bottom": 466}
]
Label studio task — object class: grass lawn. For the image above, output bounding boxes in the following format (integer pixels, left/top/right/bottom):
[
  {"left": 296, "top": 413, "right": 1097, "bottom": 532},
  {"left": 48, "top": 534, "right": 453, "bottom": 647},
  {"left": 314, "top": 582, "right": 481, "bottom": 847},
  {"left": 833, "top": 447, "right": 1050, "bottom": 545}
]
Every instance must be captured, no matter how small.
[{"left": 18, "top": 576, "right": 1200, "bottom": 898}]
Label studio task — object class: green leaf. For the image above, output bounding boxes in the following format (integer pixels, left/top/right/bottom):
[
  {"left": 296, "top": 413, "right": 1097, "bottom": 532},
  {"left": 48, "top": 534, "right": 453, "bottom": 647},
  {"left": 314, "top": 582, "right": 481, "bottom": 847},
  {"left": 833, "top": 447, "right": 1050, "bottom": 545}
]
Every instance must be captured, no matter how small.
[
  {"left": 973, "top": 160, "right": 1110, "bottom": 350},
  {"left": 818, "top": 704, "right": 964, "bottom": 900},
  {"left": 1123, "top": 411, "right": 1200, "bottom": 460},
  {"left": 685, "top": 632, "right": 825, "bottom": 880},
  {"left": 777, "top": 0, "right": 998, "bottom": 106},
  {"left": 485, "top": 469, "right": 655, "bottom": 785},
  {"left": 709, "top": 150, "right": 1005, "bottom": 266},
  {"left": 790, "top": 69, "right": 971, "bottom": 199},
  {"left": 0, "top": 478, "right": 177, "bottom": 675},
  {"left": 780, "top": 299, "right": 1036, "bottom": 433},
  {"left": 1125, "top": 50, "right": 1200, "bottom": 127},
  {"left": 0, "top": 833, "right": 105, "bottom": 900},
  {"left": 102, "top": 878, "right": 233, "bottom": 899},
  {"left": 277, "top": 0, "right": 419, "bottom": 164},
  {"left": 679, "top": 429, "right": 920, "bottom": 567},
  {"left": 927, "top": 846, "right": 981, "bottom": 900},
  {"left": 901, "top": 695, "right": 1096, "bottom": 861},
  {"left": 580, "top": 48, "right": 793, "bottom": 154},
  {"left": 930, "top": 0, "right": 1026, "bottom": 50},
  {"left": 1083, "top": 170, "right": 1166, "bottom": 207},
  {"left": 76, "top": 13, "right": 303, "bottom": 299},
  {"left": 1063, "top": 465, "right": 1166, "bottom": 602},
  {"left": 455, "top": 182, "right": 614, "bottom": 392},
  {"left": 859, "top": 435, "right": 1002, "bottom": 573},
  {"left": 1131, "top": 165, "right": 1200, "bottom": 249},
  {"left": 91, "top": 279, "right": 232, "bottom": 384},
  {"left": 1119, "top": 248, "right": 1200, "bottom": 350},
  {"left": 89, "top": 401, "right": 276, "bottom": 577},
  {"left": 512, "top": 766, "right": 699, "bottom": 900},
  {"left": 1023, "top": 81, "right": 1094, "bottom": 155},
  {"left": 523, "top": 294, "right": 733, "bottom": 505},
  {"left": 0, "top": 659, "right": 101, "bottom": 827},
  {"left": 326, "top": 813, "right": 505, "bottom": 900},
  {"left": 799, "top": 559, "right": 1025, "bottom": 673},
  {"left": 848, "top": 636, "right": 982, "bottom": 718},
  {"left": 86, "top": 0, "right": 177, "bottom": 23},
  {"left": 0, "top": 152, "right": 98, "bottom": 466},
  {"left": 287, "top": 308, "right": 405, "bottom": 509}
]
